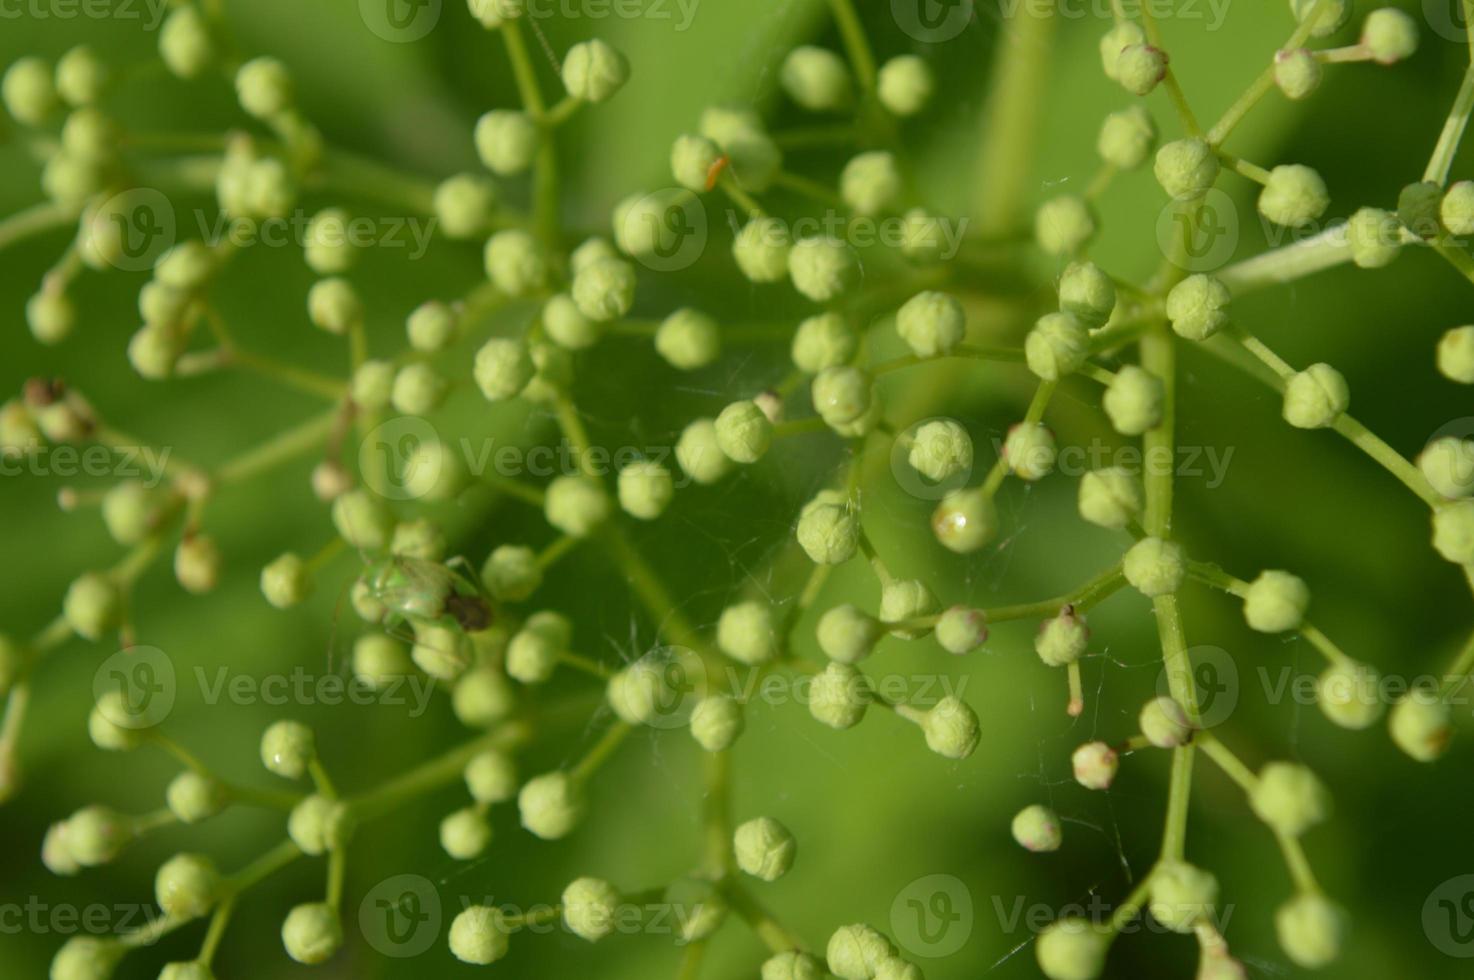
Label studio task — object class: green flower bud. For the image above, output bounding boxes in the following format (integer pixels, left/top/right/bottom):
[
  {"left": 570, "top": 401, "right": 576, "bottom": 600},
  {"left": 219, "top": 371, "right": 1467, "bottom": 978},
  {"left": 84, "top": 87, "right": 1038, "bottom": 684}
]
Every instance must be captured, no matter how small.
[
  {"left": 617, "top": 460, "right": 674, "bottom": 520},
  {"left": 878, "top": 959, "right": 924, "bottom": 980},
  {"left": 671, "top": 133, "right": 721, "bottom": 191},
  {"left": 780, "top": 46, "right": 852, "bottom": 112},
  {"left": 390, "top": 363, "right": 447, "bottom": 416},
  {"left": 908, "top": 419, "right": 972, "bottom": 483},
  {"left": 715, "top": 400, "right": 773, "bottom": 463},
  {"left": 1242, "top": 569, "right": 1310, "bottom": 632},
  {"left": 718, "top": 600, "right": 777, "bottom": 664},
  {"left": 345, "top": 362, "right": 392, "bottom": 411},
  {"left": 810, "top": 662, "right": 869, "bottom": 730},
  {"left": 932, "top": 488, "right": 998, "bottom": 553},
  {"left": 61, "top": 107, "right": 119, "bottom": 164},
  {"left": 827, "top": 924, "right": 894, "bottom": 980},
  {"left": 434, "top": 172, "right": 497, "bottom": 238},
  {"left": 572, "top": 257, "right": 636, "bottom": 323},
  {"left": 282, "top": 902, "right": 342, "bottom": 965},
  {"left": 405, "top": 300, "right": 457, "bottom": 353},
  {"left": 1344, "top": 206, "right": 1401, "bottom": 269},
  {"left": 1316, "top": 660, "right": 1384, "bottom": 730},
  {"left": 1036, "top": 917, "right": 1107, "bottom": 980},
  {"left": 656, "top": 308, "right": 720, "bottom": 369},
  {"left": 449, "top": 905, "right": 509, "bottom": 964},
  {"left": 691, "top": 694, "right": 744, "bottom": 752},
  {"left": 733, "top": 216, "right": 792, "bottom": 282},
  {"left": 812, "top": 366, "right": 872, "bottom": 429},
  {"left": 544, "top": 475, "right": 610, "bottom": 537},
  {"left": 301, "top": 209, "right": 354, "bottom": 274},
  {"left": 473, "top": 338, "right": 534, "bottom": 401},
  {"left": 1363, "top": 8, "right": 1418, "bottom": 64},
  {"left": 1058, "top": 261, "right": 1117, "bottom": 327},
  {"left": 155, "top": 853, "right": 220, "bottom": 919},
  {"left": 1004, "top": 423, "right": 1057, "bottom": 481},
  {"left": 880, "top": 578, "right": 937, "bottom": 638},
  {"left": 1102, "top": 365, "right": 1163, "bottom": 435},
  {"left": 454, "top": 667, "right": 516, "bottom": 728},
  {"left": 101, "top": 481, "right": 161, "bottom": 546},
  {"left": 484, "top": 229, "right": 548, "bottom": 296},
  {"left": 1273, "top": 48, "right": 1322, "bottom": 100},
  {"left": 139, "top": 280, "right": 190, "bottom": 329},
  {"left": 1291, "top": 0, "right": 1351, "bottom": 36},
  {"left": 159, "top": 7, "right": 215, "bottom": 79},
  {"left": 1072, "top": 741, "right": 1119, "bottom": 790},
  {"left": 49, "top": 937, "right": 124, "bottom": 980},
  {"left": 507, "top": 611, "right": 571, "bottom": 683},
  {"left": 878, "top": 55, "right": 934, "bottom": 116},
  {"left": 734, "top": 816, "right": 796, "bottom": 881},
  {"left": 1149, "top": 861, "right": 1217, "bottom": 933},
  {"left": 1099, "top": 20, "right": 1145, "bottom": 79},
  {"left": 666, "top": 876, "right": 727, "bottom": 941},
  {"left": 1034, "top": 195, "right": 1096, "bottom": 256},
  {"left": 1116, "top": 44, "right": 1168, "bottom": 96},
  {"left": 482, "top": 544, "right": 542, "bottom": 600},
  {"left": 915, "top": 695, "right": 981, "bottom": 759},
  {"left": 235, "top": 57, "right": 292, "bottom": 119},
  {"left": 840, "top": 151, "right": 902, "bottom": 217},
  {"left": 56, "top": 46, "right": 108, "bottom": 106},
  {"left": 475, "top": 109, "right": 538, "bottom": 175},
  {"left": 675, "top": 418, "right": 733, "bottom": 485},
  {"left": 1123, "top": 537, "right": 1185, "bottom": 597},
  {"left": 1096, "top": 105, "right": 1156, "bottom": 172},
  {"left": 1275, "top": 893, "right": 1344, "bottom": 969},
  {"left": 307, "top": 278, "right": 362, "bottom": 335},
  {"left": 1140, "top": 696, "right": 1192, "bottom": 748},
  {"left": 64, "top": 805, "right": 136, "bottom": 866},
  {"left": 562, "top": 39, "right": 629, "bottom": 103},
  {"left": 260, "top": 720, "right": 316, "bottom": 781},
  {"left": 1389, "top": 688, "right": 1452, "bottom": 761},
  {"left": 468, "top": 0, "right": 525, "bottom": 28},
  {"left": 1025, "top": 312, "right": 1089, "bottom": 380},
  {"left": 1035, "top": 607, "right": 1089, "bottom": 667},
  {"left": 352, "top": 633, "right": 411, "bottom": 687},
  {"left": 763, "top": 950, "right": 824, "bottom": 980},
  {"left": 562, "top": 877, "right": 621, "bottom": 942},
  {"left": 1155, "top": 138, "right": 1220, "bottom": 201},
  {"left": 440, "top": 805, "right": 492, "bottom": 859},
  {"left": 88, "top": 690, "right": 150, "bottom": 751},
  {"left": 465, "top": 748, "right": 518, "bottom": 802},
  {"left": 791, "top": 312, "right": 855, "bottom": 373},
  {"left": 1434, "top": 500, "right": 1474, "bottom": 564},
  {"left": 289, "top": 794, "right": 350, "bottom": 856},
  {"left": 412, "top": 621, "right": 469, "bottom": 680},
  {"left": 1442, "top": 182, "right": 1474, "bottom": 240},
  {"left": 1431, "top": 326, "right": 1474, "bottom": 386},
  {"left": 1250, "top": 761, "right": 1330, "bottom": 835},
  {"left": 159, "top": 963, "right": 215, "bottom": 980},
  {"left": 816, "top": 604, "right": 880, "bottom": 664},
  {"left": 796, "top": 495, "right": 860, "bottom": 564},
  {"left": 1078, "top": 467, "right": 1142, "bottom": 529},
  {"left": 1259, "top": 164, "right": 1330, "bottom": 227},
  {"left": 63, "top": 572, "right": 120, "bottom": 641},
  {"left": 898, "top": 207, "right": 949, "bottom": 263},
  {"left": 936, "top": 606, "right": 987, "bottom": 655},
  {"left": 129, "top": 324, "right": 186, "bottom": 380},
  {"left": 519, "top": 770, "right": 585, "bottom": 839},
  {"left": 896, "top": 290, "right": 965, "bottom": 357},
  {"left": 166, "top": 771, "right": 227, "bottom": 824},
  {"left": 540, "top": 293, "right": 598, "bottom": 350},
  {"left": 331, "top": 488, "right": 392, "bottom": 551},
  {"left": 700, "top": 106, "right": 782, "bottom": 191},
  {"left": 789, "top": 236, "right": 860, "bottom": 303},
  {"left": 1011, "top": 803, "right": 1062, "bottom": 852},
  {"left": 43, "top": 823, "right": 78, "bottom": 877},
  {"left": 1282, "top": 362, "right": 1349, "bottom": 429},
  {"left": 3, "top": 57, "right": 58, "bottom": 125}
]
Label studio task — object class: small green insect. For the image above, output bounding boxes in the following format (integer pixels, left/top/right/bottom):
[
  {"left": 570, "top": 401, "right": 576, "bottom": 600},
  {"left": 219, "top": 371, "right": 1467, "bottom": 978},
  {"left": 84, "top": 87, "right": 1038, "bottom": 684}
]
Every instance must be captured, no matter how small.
[{"left": 359, "top": 555, "right": 492, "bottom": 634}]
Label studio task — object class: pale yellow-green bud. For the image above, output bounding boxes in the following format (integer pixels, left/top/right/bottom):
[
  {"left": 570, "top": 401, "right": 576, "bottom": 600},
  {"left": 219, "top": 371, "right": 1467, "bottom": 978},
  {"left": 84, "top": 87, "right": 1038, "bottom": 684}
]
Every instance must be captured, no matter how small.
[
  {"left": 936, "top": 606, "right": 987, "bottom": 655},
  {"left": 1003, "top": 423, "right": 1056, "bottom": 481},
  {"left": 1259, "top": 164, "right": 1330, "bottom": 227},
  {"left": 563, "top": 877, "right": 621, "bottom": 942},
  {"left": 700, "top": 106, "right": 782, "bottom": 191},
  {"left": 235, "top": 57, "right": 293, "bottom": 119},
  {"left": 1011, "top": 803, "right": 1062, "bottom": 852},
  {"left": 1058, "top": 260, "right": 1117, "bottom": 326},
  {"left": 562, "top": 39, "right": 628, "bottom": 103},
  {"left": 1436, "top": 325, "right": 1474, "bottom": 383},
  {"left": 465, "top": 748, "right": 518, "bottom": 802},
  {"left": 665, "top": 877, "right": 727, "bottom": 942},
  {"left": 101, "top": 480, "right": 161, "bottom": 546},
  {"left": 63, "top": 805, "right": 136, "bottom": 866},
  {"left": 718, "top": 600, "right": 777, "bottom": 664},
  {"left": 898, "top": 208, "right": 949, "bottom": 263},
  {"left": 1102, "top": 365, "right": 1163, "bottom": 435},
  {"left": 454, "top": 667, "right": 516, "bottom": 728},
  {"left": 63, "top": 571, "right": 120, "bottom": 641},
  {"left": 1389, "top": 688, "right": 1452, "bottom": 761},
  {"left": 1072, "top": 741, "right": 1119, "bottom": 790},
  {"left": 1346, "top": 207, "right": 1403, "bottom": 269},
  {"left": 434, "top": 172, "right": 496, "bottom": 238},
  {"left": 518, "top": 770, "right": 585, "bottom": 839},
  {"left": 572, "top": 256, "right": 636, "bottom": 322},
  {"left": 475, "top": 109, "right": 538, "bottom": 175},
  {"left": 1096, "top": 105, "right": 1156, "bottom": 171},
  {"left": 307, "top": 278, "right": 362, "bottom": 335},
  {"left": 733, "top": 216, "right": 792, "bottom": 282},
  {"left": 1290, "top": 0, "right": 1351, "bottom": 37},
  {"left": 331, "top": 488, "right": 392, "bottom": 550},
  {"left": 877, "top": 55, "right": 934, "bottom": 116},
  {"left": 1433, "top": 500, "right": 1474, "bottom": 564},
  {"left": 896, "top": 290, "right": 965, "bottom": 357},
  {"left": 690, "top": 695, "right": 744, "bottom": 752},
  {"left": 1116, "top": 44, "right": 1168, "bottom": 96},
  {"left": 1034, "top": 195, "right": 1096, "bottom": 256},
  {"left": 1282, "top": 362, "right": 1349, "bottom": 429},
  {"left": 1362, "top": 8, "right": 1419, "bottom": 64},
  {"left": 780, "top": 46, "right": 852, "bottom": 112},
  {"left": 880, "top": 578, "right": 937, "bottom": 638},
  {"left": 156, "top": 853, "right": 220, "bottom": 919},
  {"left": 160, "top": 7, "right": 215, "bottom": 79},
  {"left": 791, "top": 312, "right": 856, "bottom": 373},
  {"left": 734, "top": 816, "right": 796, "bottom": 881},
  {"left": 715, "top": 401, "right": 773, "bottom": 463},
  {"left": 544, "top": 476, "right": 609, "bottom": 537},
  {"left": 1420, "top": 437, "right": 1474, "bottom": 498},
  {"left": 440, "top": 805, "right": 492, "bottom": 859},
  {"left": 915, "top": 695, "right": 981, "bottom": 759},
  {"left": 1099, "top": 21, "right": 1145, "bottom": 80},
  {"left": 617, "top": 460, "right": 674, "bottom": 520},
  {"left": 1036, "top": 917, "right": 1107, "bottom": 980},
  {"left": 3, "top": 56, "right": 58, "bottom": 125},
  {"left": 1149, "top": 861, "right": 1217, "bottom": 933},
  {"left": 166, "top": 771, "right": 227, "bottom": 824},
  {"left": 485, "top": 229, "right": 548, "bottom": 296},
  {"left": 1243, "top": 569, "right": 1310, "bottom": 632},
  {"left": 473, "top": 338, "right": 534, "bottom": 401},
  {"left": 1273, "top": 48, "right": 1322, "bottom": 100},
  {"left": 826, "top": 924, "right": 894, "bottom": 980},
  {"left": 1078, "top": 467, "right": 1142, "bottom": 529},
  {"left": 449, "top": 905, "right": 509, "bottom": 964},
  {"left": 671, "top": 133, "right": 721, "bottom": 192},
  {"left": 817, "top": 604, "right": 880, "bottom": 663},
  {"left": 840, "top": 151, "right": 902, "bottom": 216},
  {"left": 1035, "top": 608, "right": 1088, "bottom": 667},
  {"left": 57, "top": 46, "right": 109, "bottom": 107},
  {"left": 1316, "top": 660, "right": 1385, "bottom": 730},
  {"left": 1124, "top": 537, "right": 1185, "bottom": 597},
  {"left": 260, "top": 720, "right": 315, "bottom": 779},
  {"left": 812, "top": 366, "right": 872, "bottom": 429},
  {"left": 1140, "top": 696, "right": 1192, "bottom": 748},
  {"left": 1275, "top": 893, "right": 1345, "bottom": 969},
  {"left": 789, "top": 236, "right": 860, "bottom": 302},
  {"left": 507, "top": 610, "right": 570, "bottom": 684},
  {"left": 468, "top": 0, "right": 524, "bottom": 28},
  {"left": 908, "top": 419, "right": 972, "bottom": 483},
  {"left": 482, "top": 544, "right": 541, "bottom": 601},
  {"left": 809, "top": 662, "right": 869, "bottom": 730},
  {"left": 763, "top": 951, "right": 824, "bottom": 980},
  {"left": 27, "top": 288, "right": 76, "bottom": 346},
  {"left": 1154, "top": 138, "right": 1220, "bottom": 201},
  {"left": 49, "top": 937, "right": 124, "bottom": 980},
  {"left": 1250, "top": 761, "right": 1330, "bottom": 835},
  {"left": 289, "top": 795, "right": 350, "bottom": 856},
  {"left": 676, "top": 418, "right": 734, "bottom": 485},
  {"left": 932, "top": 488, "right": 998, "bottom": 553},
  {"left": 1025, "top": 312, "right": 1089, "bottom": 380},
  {"left": 656, "top": 308, "right": 720, "bottom": 369}
]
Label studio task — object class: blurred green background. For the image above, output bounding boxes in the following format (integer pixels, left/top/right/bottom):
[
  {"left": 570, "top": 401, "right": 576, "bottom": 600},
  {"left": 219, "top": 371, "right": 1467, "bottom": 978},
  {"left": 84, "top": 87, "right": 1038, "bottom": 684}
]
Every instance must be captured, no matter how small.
[{"left": 4, "top": 1, "right": 1474, "bottom": 977}]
